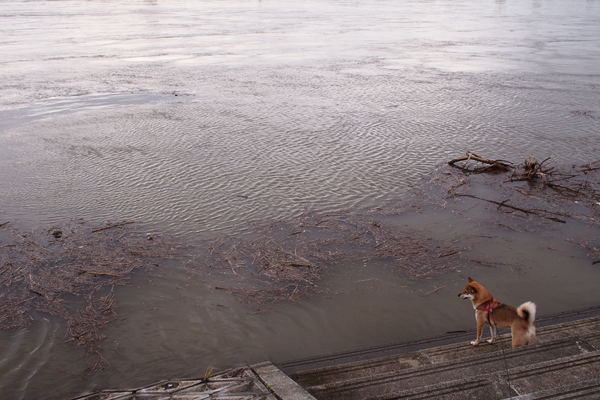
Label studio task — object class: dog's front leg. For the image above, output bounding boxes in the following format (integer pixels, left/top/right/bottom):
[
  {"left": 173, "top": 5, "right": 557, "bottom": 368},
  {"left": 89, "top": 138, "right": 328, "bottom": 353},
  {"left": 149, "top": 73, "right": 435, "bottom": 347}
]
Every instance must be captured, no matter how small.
[{"left": 471, "top": 317, "right": 484, "bottom": 346}]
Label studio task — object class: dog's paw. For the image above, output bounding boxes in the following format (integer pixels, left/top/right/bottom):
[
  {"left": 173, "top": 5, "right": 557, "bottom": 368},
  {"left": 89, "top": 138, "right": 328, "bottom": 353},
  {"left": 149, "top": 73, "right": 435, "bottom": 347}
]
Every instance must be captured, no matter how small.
[
  {"left": 487, "top": 339, "right": 495, "bottom": 344},
  {"left": 470, "top": 341, "right": 479, "bottom": 346}
]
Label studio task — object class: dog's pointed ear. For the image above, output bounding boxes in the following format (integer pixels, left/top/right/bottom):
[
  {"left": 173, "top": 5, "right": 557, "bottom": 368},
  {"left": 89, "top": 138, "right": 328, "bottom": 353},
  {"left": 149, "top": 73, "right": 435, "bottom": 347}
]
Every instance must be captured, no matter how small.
[{"left": 468, "top": 277, "right": 474, "bottom": 283}]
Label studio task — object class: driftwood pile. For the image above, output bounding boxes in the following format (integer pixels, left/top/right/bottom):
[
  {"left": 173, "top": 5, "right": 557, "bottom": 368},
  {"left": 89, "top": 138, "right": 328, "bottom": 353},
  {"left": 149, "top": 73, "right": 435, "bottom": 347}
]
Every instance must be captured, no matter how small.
[
  {"left": 444, "top": 152, "right": 600, "bottom": 225},
  {"left": 0, "top": 219, "right": 178, "bottom": 370}
]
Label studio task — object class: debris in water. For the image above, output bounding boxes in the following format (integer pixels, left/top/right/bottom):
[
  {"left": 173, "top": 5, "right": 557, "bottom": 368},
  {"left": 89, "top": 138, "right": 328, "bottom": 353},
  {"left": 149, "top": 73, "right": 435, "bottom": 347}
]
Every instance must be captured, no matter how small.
[{"left": 0, "top": 219, "right": 180, "bottom": 371}]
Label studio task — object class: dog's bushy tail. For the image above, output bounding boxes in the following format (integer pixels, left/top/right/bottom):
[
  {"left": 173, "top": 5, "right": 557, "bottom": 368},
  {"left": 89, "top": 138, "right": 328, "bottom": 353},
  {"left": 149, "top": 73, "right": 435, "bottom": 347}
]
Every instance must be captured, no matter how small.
[
  {"left": 517, "top": 301, "right": 537, "bottom": 337},
  {"left": 517, "top": 301, "right": 536, "bottom": 324}
]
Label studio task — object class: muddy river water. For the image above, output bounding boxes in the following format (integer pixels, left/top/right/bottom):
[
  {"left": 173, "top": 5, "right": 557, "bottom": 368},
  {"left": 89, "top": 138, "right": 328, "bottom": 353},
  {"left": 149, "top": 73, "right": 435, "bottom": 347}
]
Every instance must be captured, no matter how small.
[{"left": 1, "top": 0, "right": 600, "bottom": 398}]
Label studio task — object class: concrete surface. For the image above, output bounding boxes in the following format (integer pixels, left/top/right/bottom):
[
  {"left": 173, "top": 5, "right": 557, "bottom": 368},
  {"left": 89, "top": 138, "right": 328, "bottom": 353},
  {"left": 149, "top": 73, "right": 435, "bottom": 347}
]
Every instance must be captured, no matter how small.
[
  {"left": 289, "top": 309, "right": 600, "bottom": 399},
  {"left": 72, "top": 362, "right": 314, "bottom": 400}
]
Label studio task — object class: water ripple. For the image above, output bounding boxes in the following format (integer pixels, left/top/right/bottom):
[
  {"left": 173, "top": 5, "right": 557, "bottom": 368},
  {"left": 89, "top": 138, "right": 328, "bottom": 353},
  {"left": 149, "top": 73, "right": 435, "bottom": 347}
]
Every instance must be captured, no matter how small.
[
  {"left": 2, "top": 73, "right": 598, "bottom": 238},
  {"left": 0, "top": 318, "right": 61, "bottom": 399}
]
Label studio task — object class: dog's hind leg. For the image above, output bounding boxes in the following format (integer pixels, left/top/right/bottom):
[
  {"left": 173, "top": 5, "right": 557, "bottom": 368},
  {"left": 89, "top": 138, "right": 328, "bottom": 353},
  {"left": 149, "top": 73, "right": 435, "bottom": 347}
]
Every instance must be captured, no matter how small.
[
  {"left": 512, "top": 331, "right": 524, "bottom": 348},
  {"left": 487, "top": 324, "right": 496, "bottom": 344}
]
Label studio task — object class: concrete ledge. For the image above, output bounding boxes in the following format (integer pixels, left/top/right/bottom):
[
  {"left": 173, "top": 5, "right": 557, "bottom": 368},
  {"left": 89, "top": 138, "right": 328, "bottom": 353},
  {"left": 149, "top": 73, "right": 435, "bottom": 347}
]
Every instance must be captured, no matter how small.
[
  {"left": 73, "top": 367, "right": 279, "bottom": 400},
  {"left": 252, "top": 362, "right": 317, "bottom": 400}
]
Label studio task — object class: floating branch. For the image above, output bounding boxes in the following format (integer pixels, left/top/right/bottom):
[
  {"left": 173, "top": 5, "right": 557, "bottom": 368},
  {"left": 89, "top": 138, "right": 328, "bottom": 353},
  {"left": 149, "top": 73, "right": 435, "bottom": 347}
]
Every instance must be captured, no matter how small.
[
  {"left": 455, "top": 194, "right": 566, "bottom": 223},
  {"left": 18, "top": 234, "right": 53, "bottom": 253},
  {"left": 425, "top": 286, "right": 446, "bottom": 296},
  {"left": 448, "top": 152, "right": 514, "bottom": 173},
  {"left": 92, "top": 221, "right": 135, "bottom": 233},
  {"left": 582, "top": 159, "right": 600, "bottom": 172}
]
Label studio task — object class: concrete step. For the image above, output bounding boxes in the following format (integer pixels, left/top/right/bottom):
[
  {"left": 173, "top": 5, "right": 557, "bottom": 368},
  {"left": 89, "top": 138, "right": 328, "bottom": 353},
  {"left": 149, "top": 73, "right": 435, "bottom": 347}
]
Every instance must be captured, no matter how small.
[
  {"left": 290, "top": 316, "right": 600, "bottom": 400},
  {"left": 293, "top": 327, "right": 600, "bottom": 390},
  {"left": 509, "top": 378, "right": 600, "bottom": 399},
  {"left": 367, "top": 357, "right": 600, "bottom": 400},
  {"left": 305, "top": 341, "right": 600, "bottom": 400},
  {"left": 495, "top": 351, "right": 600, "bottom": 400},
  {"left": 293, "top": 336, "right": 577, "bottom": 389},
  {"left": 367, "top": 376, "right": 493, "bottom": 400},
  {"left": 313, "top": 350, "right": 600, "bottom": 400}
]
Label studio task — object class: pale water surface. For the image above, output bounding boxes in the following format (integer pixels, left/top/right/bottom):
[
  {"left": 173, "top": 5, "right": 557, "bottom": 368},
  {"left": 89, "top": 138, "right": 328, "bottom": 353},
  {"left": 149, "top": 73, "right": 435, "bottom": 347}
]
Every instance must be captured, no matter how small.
[{"left": 1, "top": 0, "right": 600, "bottom": 398}]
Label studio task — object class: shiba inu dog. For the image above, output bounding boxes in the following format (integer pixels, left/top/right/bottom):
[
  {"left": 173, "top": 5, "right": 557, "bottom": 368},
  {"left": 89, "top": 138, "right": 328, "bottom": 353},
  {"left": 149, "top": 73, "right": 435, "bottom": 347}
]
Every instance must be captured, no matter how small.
[{"left": 458, "top": 277, "right": 536, "bottom": 348}]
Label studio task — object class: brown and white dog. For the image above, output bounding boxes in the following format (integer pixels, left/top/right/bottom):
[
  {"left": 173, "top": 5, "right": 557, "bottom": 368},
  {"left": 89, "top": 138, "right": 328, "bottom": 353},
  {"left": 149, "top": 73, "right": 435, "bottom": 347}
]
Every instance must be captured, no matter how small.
[{"left": 458, "top": 277, "right": 536, "bottom": 348}]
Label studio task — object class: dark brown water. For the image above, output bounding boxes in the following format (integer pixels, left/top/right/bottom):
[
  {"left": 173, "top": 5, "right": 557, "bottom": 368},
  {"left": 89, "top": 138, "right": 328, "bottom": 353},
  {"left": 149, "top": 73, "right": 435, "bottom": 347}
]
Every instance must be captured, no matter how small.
[{"left": 1, "top": 0, "right": 600, "bottom": 398}]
